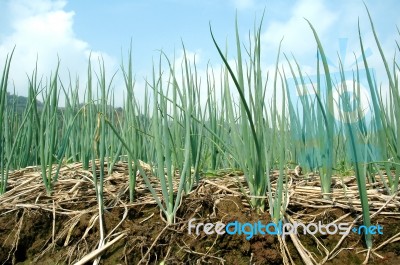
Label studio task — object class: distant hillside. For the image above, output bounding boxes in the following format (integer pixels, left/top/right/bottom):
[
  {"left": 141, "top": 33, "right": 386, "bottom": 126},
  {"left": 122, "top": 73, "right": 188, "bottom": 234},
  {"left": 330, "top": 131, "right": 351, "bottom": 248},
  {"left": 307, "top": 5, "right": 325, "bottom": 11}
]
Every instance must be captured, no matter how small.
[
  {"left": 5, "top": 93, "right": 126, "bottom": 117},
  {"left": 6, "top": 92, "right": 44, "bottom": 113}
]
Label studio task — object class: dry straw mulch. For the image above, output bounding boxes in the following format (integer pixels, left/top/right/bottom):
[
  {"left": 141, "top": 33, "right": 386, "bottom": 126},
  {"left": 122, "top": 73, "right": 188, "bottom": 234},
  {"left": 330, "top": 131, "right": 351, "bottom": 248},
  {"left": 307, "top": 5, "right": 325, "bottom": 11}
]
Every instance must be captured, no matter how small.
[{"left": 0, "top": 160, "right": 399, "bottom": 264}]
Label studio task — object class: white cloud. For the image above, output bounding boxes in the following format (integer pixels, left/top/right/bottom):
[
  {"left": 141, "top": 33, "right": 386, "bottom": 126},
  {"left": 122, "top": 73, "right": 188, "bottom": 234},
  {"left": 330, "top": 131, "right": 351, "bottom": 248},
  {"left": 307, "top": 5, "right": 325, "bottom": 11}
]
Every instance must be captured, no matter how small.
[
  {"left": 0, "top": 0, "right": 118, "bottom": 104},
  {"left": 233, "top": 0, "right": 255, "bottom": 10},
  {"left": 260, "top": 0, "right": 398, "bottom": 77},
  {"left": 261, "top": 0, "right": 338, "bottom": 67}
]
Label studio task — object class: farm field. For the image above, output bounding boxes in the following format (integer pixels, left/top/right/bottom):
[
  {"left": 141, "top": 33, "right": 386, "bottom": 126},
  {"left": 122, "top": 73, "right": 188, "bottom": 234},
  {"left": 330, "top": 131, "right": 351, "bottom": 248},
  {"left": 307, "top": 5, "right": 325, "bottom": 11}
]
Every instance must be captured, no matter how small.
[{"left": 1, "top": 5, "right": 400, "bottom": 265}]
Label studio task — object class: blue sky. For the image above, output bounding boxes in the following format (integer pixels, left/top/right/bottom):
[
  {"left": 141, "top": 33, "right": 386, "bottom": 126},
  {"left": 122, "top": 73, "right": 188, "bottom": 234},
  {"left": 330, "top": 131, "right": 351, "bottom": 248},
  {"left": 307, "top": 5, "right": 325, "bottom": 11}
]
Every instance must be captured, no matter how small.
[{"left": 0, "top": 0, "right": 399, "bottom": 105}]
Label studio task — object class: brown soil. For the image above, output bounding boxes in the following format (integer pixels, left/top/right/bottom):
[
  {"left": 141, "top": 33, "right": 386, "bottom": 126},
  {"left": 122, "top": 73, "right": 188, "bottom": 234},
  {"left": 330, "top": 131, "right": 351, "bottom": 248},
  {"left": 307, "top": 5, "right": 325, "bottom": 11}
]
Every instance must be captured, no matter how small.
[{"left": 0, "top": 162, "right": 399, "bottom": 264}]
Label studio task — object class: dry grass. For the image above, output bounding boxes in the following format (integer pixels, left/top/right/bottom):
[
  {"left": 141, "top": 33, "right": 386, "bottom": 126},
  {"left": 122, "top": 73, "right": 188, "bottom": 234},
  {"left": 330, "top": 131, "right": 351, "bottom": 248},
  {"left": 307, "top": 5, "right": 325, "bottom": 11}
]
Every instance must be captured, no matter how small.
[{"left": 1, "top": 162, "right": 399, "bottom": 264}]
